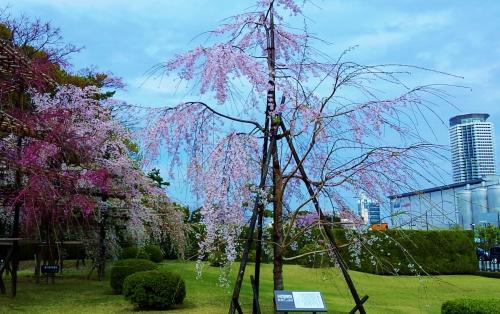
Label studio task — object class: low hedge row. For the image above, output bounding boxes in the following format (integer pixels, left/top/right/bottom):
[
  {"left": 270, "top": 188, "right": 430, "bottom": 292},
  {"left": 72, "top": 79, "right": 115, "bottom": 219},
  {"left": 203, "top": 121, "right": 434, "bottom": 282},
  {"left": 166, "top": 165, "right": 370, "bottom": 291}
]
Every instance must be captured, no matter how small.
[
  {"left": 340, "top": 229, "right": 476, "bottom": 275},
  {"left": 475, "top": 271, "right": 500, "bottom": 279},
  {"left": 296, "top": 229, "right": 476, "bottom": 275},
  {"left": 441, "top": 298, "right": 500, "bottom": 314}
]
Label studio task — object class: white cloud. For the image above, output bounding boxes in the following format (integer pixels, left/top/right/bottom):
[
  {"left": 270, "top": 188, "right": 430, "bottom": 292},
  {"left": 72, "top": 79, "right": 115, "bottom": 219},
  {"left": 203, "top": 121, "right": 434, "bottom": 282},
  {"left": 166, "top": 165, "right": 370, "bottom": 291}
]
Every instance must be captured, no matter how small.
[
  {"left": 130, "top": 74, "right": 190, "bottom": 95},
  {"left": 340, "top": 10, "right": 454, "bottom": 50},
  {"left": 389, "top": 10, "right": 454, "bottom": 31}
]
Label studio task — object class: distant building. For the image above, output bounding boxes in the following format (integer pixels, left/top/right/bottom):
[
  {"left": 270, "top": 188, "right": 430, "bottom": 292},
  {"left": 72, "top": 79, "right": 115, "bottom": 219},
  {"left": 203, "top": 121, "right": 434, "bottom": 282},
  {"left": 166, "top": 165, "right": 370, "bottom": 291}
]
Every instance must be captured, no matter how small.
[
  {"left": 358, "top": 195, "right": 381, "bottom": 225},
  {"left": 450, "top": 113, "right": 496, "bottom": 182},
  {"left": 388, "top": 175, "right": 500, "bottom": 230},
  {"left": 386, "top": 113, "right": 499, "bottom": 230}
]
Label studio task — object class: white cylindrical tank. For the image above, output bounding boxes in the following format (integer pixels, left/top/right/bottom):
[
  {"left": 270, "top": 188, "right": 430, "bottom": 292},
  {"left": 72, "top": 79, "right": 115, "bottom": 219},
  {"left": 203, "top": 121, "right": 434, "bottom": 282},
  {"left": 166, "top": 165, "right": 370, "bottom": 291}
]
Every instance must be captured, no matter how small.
[
  {"left": 457, "top": 189, "right": 472, "bottom": 228},
  {"left": 472, "top": 187, "right": 488, "bottom": 213},
  {"left": 487, "top": 184, "right": 500, "bottom": 213}
]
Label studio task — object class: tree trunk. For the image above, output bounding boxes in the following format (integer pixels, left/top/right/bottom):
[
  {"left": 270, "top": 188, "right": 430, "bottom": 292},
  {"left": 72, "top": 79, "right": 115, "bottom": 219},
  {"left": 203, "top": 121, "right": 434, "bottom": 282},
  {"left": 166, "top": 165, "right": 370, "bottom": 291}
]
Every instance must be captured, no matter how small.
[
  {"left": 272, "top": 141, "right": 284, "bottom": 290},
  {"left": 97, "top": 196, "right": 108, "bottom": 281},
  {"left": 10, "top": 136, "right": 23, "bottom": 296}
]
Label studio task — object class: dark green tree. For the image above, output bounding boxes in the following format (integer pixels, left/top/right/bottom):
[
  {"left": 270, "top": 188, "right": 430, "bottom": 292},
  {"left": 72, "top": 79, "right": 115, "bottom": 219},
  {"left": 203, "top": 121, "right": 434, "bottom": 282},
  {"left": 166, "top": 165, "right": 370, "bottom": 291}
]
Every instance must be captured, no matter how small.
[{"left": 147, "top": 168, "right": 170, "bottom": 189}]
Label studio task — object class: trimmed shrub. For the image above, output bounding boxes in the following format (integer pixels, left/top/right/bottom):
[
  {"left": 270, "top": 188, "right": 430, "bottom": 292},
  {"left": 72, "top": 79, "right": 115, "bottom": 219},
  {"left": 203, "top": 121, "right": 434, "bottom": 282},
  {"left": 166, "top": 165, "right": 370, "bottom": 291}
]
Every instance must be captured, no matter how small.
[
  {"left": 123, "top": 270, "right": 186, "bottom": 309},
  {"left": 441, "top": 298, "right": 500, "bottom": 314},
  {"left": 297, "top": 244, "right": 331, "bottom": 268},
  {"left": 110, "top": 259, "right": 157, "bottom": 293},
  {"left": 120, "top": 247, "right": 139, "bottom": 259},
  {"left": 144, "top": 245, "right": 163, "bottom": 263},
  {"left": 120, "top": 247, "right": 150, "bottom": 260},
  {"left": 334, "top": 229, "right": 476, "bottom": 275},
  {"left": 475, "top": 271, "right": 500, "bottom": 279}
]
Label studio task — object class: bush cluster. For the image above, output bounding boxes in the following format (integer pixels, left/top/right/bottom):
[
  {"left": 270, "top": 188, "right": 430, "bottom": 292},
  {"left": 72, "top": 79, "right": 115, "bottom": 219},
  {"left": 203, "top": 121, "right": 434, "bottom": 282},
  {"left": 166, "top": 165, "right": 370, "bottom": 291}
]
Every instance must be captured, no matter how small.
[
  {"left": 296, "top": 243, "right": 331, "bottom": 268},
  {"left": 120, "top": 247, "right": 144, "bottom": 260},
  {"left": 333, "top": 229, "right": 477, "bottom": 275},
  {"left": 475, "top": 271, "right": 500, "bottom": 279},
  {"left": 110, "top": 258, "right": 157, "bottom": 293},
  {"left": 441, "top": 298, "right": 500, "bottom": 314},
  {"left": 123, "top": 269, "right": 186, "bottom": 310},
  {"left": 293, "top": 229, "right": 476, "bottom": 275},
  {"left": 120, "top": 245, "right": 164, "bottom": 263},
  {"left": 144, "top": 245, "right": 164, "bottom": 263}
]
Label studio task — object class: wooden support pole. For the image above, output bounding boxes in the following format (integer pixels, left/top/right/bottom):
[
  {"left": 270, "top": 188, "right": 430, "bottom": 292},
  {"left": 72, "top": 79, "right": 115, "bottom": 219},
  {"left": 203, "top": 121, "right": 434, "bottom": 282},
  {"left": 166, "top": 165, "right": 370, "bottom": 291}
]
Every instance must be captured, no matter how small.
[
  {"left": 229, "top": 100, "right": 285, "bottom": 313},
  {"left": 250, "top": 275, "right": 262, "bottom": 314},
  {"left": 279, "top": 120, "right": 368, "bottom": 314},
  {"left": 253, "top": 203, "right": 264, "bottom": 314},
  {"left": 229, "top": 134, "right": 276, "bottom": 314}
]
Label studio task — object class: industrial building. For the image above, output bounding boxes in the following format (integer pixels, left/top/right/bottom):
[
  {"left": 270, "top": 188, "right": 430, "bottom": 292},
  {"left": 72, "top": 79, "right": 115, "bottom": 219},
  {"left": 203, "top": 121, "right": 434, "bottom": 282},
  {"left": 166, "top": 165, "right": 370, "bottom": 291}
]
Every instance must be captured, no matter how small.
[
  {"left": 388, "top": 175, "right": 500, "bottom": 230},
  {"left": 386, "top": 113, "right": 499, "bottom": 230}
]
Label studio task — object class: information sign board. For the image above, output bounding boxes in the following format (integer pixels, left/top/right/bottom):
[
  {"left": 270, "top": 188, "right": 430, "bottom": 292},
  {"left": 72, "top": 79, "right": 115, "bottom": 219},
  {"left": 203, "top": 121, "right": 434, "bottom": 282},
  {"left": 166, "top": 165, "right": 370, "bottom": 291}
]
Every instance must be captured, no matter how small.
[
  {"left": 274, "top": 290, "right": 327, "bottom": 312},
  {"left": 41, "top": 265, "right": 59, "bottom": 274}
]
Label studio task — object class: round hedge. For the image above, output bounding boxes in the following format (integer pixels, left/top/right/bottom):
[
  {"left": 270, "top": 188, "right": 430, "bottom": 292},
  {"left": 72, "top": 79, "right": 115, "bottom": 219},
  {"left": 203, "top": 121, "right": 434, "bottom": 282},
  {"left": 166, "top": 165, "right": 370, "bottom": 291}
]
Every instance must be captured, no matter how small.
[
  {"left": 123, "top": 270, "right": 186, "bottom": 309},
  {"left": 144, "top": 245, "right": 164, "bottom": 263},
  {"left": 110, "top": 258, "right": 157, "bottom": 293},
  {"left": 120, "top": 247, "right": 139, "bottom": 259},
  {"left": 120, "top": 247, "right": 150, "bottom": 260}
]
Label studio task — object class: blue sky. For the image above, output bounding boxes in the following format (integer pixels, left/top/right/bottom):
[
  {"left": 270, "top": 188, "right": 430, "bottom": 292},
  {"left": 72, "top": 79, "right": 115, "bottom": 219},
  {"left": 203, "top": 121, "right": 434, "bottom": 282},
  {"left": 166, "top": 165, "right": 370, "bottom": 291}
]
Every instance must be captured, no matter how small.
[{"left": 4, "top": 0, "right": 500, "bottom": 207}]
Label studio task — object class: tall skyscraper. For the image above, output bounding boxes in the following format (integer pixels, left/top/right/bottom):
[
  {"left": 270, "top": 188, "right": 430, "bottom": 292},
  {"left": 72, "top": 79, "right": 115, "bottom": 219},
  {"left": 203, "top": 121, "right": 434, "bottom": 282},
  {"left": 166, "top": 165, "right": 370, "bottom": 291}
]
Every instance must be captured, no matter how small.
[
  {"left": 450, "top": 113, "right": 496, "bottom": 182},
  {"left": 358, "top": 194, "right": 381, "bottom": 224}
]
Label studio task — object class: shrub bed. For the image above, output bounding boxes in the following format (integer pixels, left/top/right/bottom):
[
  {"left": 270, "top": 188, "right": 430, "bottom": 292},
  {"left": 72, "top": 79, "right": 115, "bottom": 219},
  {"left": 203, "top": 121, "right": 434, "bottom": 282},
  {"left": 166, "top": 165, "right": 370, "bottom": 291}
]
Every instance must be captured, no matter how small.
[
  {"left": 123, "top": 270, "right": 186, "bottom": 309},
  {"left": 334, "top": 229, "right": 476, "bottom": 275},
  {"left": 144, "top": 245, "right": 163, "bottom": 263},
  {"left": 110, "top": 258, "right": 157, "bottom": 293},
  {"left": 441, "top": 298, "right": 500, "bottom": 314},
  {"left": 120, "top": 247, "right": 149, "bottom": 260},
  {"left": 475, "top": 271, "right": 500, "bottom": 279},
  {"left": 293, "top": 229, "right": 476, "bottom": 275},
  {"left": 120, "top": 245, "right": 163, "bottom": 263},
  {"left": 296, "top": 243, "right": 331, "bottom": 268}
]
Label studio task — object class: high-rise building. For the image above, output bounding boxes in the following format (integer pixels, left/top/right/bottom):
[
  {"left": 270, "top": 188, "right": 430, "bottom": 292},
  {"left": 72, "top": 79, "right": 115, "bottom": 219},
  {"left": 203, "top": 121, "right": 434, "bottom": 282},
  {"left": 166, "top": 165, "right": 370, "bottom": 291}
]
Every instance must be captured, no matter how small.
[
  {"left": 450, "top": 113, "right": 496, "bottom": 183},
  {"left": 358, "top": 194, "right": 381, "bottom": 225}
]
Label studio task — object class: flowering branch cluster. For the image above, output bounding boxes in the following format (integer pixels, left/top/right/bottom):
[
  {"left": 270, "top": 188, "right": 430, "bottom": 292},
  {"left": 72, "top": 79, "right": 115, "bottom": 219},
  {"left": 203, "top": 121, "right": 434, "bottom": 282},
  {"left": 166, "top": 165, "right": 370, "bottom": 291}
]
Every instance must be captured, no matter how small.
[
  {"left": 1, "top": 85, "right": 186, "bottom": 252},
  {"left": 142, "top": 0, "right": 454, "bottom": 273}
]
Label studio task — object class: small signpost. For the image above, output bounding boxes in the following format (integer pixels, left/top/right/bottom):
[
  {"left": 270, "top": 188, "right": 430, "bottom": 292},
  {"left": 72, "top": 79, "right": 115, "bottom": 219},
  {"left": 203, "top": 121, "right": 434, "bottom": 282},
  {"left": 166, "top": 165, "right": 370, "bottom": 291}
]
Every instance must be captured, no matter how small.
[
  {"left": 41, "top": 265, "right": 60, "bottom": 274},
  {"left": 274, "top": 290, "right": 327, "bottom": 313}
]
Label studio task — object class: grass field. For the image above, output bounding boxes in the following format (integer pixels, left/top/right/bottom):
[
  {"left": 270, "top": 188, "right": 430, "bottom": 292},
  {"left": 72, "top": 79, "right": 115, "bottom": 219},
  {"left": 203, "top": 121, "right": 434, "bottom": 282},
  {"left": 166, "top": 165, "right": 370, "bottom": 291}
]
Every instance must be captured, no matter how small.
[{"left": 0, "top": 260, "right": 498, "bottom": 313}]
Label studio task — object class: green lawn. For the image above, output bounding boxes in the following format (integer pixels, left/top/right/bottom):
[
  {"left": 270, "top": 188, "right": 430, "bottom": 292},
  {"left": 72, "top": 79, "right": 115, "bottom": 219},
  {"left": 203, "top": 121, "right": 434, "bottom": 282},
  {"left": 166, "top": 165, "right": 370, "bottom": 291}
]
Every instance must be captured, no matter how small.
[{"left": 0, "top": 260, "right": 498, "bottom": 313}]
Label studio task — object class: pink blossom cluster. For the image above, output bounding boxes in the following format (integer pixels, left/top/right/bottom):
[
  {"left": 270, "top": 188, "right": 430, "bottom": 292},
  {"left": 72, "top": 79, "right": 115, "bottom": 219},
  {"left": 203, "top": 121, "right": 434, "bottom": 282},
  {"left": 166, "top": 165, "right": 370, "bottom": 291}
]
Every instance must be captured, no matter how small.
[
  {"left": 295, "top": 211, "right": 319, "bottom": 227},
  {"left": 166, "top": 44, "right": 267, "bottom": 103},
  {"left": 149, "top": 0, "right": 452, "bottom": 267},
  {"left": 3, "top": 85, "right": 184, "bottom": 246},
  {"left": 198, "top": 133, "right": 260, "bottom": 262},
  {"left": 257, "top": 0, "right": 303, "bottom": 15}
]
